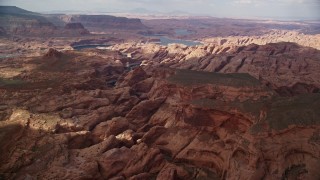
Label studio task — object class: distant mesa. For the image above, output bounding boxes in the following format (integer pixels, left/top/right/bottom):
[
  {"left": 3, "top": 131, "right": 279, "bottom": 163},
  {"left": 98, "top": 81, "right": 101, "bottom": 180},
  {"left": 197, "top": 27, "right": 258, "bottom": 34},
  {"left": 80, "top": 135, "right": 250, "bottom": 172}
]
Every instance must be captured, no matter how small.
[
  {"left": 58, "top": 15, "right": 147, "bottom": 31},
  {"left": 0, "top": 6, "right": 56, "bottom": 36},
  {"left": 0, "top": 6, "right": 92, "bottom": 36},
  {"left": 0, "top": 6, "right": 38, "bottom": 15},
  {"left": 0, "top": 6, "right": 146, "bottom": 36}
]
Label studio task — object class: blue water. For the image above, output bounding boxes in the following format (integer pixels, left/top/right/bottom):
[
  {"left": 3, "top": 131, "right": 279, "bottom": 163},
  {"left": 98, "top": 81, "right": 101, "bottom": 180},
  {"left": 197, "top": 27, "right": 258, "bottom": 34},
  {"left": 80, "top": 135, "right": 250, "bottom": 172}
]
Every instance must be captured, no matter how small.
[
  {"left": 143, "top": 31, "right": 201, "bottom": 46},
  {"left": 72, "top": 44, "right": 110, "bottom": 50},
  {"left": 157, "top": 36, "right": 201, "bottom": 46}
]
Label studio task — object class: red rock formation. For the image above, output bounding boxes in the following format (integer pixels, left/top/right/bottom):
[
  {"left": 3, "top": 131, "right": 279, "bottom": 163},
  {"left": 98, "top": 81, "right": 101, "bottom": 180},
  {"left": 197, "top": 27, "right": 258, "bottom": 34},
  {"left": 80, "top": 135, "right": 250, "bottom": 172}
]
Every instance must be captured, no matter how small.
[
  {"left": 43, "top": 48, "right": 63, "bottom": 58},
  {"left": 111, "top": 42, "right": 320, "bottom": 94},
  {"left": 204, "top": 30, "right": 320, "bottom": 50},
  {"left": 0, "top": 43, "right": 319, "bottom": 179}
]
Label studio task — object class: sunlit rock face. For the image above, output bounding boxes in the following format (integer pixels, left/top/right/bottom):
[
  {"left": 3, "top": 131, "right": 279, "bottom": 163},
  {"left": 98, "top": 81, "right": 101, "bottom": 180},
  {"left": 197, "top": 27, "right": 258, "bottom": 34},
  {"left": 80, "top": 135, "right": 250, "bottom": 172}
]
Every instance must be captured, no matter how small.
[
  {"left": 0, "top": 42, "right": 320, "bottom": 179},
  {"left": 111, "top": 42, "right": 320, "bottom": 93},
  {"left": 1, "top": 4, "right": 320, "bottom": 179},
  {"left": 203, "top": 30, "right": 320, "bottom": 51}
]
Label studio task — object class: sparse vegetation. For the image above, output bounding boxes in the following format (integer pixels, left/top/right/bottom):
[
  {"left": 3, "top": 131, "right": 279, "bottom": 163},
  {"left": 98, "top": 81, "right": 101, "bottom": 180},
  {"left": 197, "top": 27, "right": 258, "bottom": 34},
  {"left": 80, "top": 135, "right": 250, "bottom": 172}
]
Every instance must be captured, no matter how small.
[
  {"left": 265, "top": 94, "right": 320, "bottom": 130},
  {"left": 168, "top": 69, "right": 262, "bottom": 87},
  {"left": 1, "top": 3, "right": 320, "bottom": 179},
  {"left": 191, "top": 98, "right": 266, "bottom": 120},
  {"left": 0, "top": 78, "right": 26, "bottom": 88},
  {"left": 251, "top": 94, "right": 320, "bottom": 133}
]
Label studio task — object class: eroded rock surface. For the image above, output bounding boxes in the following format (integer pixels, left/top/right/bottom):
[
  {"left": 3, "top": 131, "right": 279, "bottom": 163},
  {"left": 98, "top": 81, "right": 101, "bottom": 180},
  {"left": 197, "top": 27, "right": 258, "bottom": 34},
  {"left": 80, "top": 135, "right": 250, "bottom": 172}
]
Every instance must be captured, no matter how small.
[
  {"left": 111, "top": 42, "right": 320, "bottom": 95},
  {"left": 0, "top": 44, "right": 320, "bottom": 180},
  {"left": 204, "top": 30, "right": 320, "bottom": 50}
]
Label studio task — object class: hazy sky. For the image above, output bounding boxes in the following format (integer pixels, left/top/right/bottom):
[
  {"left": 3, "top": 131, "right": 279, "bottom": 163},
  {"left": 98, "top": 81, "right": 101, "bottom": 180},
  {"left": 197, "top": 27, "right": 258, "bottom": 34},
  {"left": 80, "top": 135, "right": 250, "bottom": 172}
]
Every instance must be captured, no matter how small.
[{"left": 1, "top": 0, "right": 319, "bottom": 20}]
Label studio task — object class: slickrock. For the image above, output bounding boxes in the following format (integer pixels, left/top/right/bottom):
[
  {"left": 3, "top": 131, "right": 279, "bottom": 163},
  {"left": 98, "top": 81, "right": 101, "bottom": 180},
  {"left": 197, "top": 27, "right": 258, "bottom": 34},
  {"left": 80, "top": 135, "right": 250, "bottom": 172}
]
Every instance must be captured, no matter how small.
[
  {"left": 111, "top": 41, "right": 320, "bottom": 93},
  {"left": 0, "top": 43, "right": 320, "bottom": 180},
  {"left": 204, "top": 30, "right": 320, "bottom": 50}
]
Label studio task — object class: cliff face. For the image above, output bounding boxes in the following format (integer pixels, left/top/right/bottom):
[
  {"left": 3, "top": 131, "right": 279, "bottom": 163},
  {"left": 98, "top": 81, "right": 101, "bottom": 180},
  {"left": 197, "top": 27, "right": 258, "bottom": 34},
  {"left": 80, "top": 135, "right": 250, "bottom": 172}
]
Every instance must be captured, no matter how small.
[
  {"left": 0, "top": 6, "right": 90, "bottom": 36},
  {"left": 0, "top": 5, "right": 146, "bottom": 36},
  {"left": 59, "top": 15, "right": 147, "bottom": 31},
  {"left": 0, "top": 6, "right": 57, "bottom": 36},
  {"left": 0, "top": 43, "right": 320, "bottom": 179}
]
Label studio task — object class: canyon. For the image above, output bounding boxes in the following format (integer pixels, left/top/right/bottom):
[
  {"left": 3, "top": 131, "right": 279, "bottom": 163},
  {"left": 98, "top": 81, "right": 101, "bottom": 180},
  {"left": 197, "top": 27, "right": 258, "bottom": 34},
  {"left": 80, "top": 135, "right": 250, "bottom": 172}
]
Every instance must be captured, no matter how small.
[
  {"left": 1, "top": 42, "right": 319, "bottom": 179},
  {"left": 0, "top": 5, "right": 320, "bottom": 180}
]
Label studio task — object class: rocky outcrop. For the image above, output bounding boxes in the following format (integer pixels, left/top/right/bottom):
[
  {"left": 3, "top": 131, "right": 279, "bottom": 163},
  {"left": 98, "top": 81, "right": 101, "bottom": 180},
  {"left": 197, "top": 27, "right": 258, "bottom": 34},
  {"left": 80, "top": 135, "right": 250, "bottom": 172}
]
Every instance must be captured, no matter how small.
[
  {"left": 111, "top": 42, "right": 320, "bottom": 93},
  {"left": 0, "top": 43, "right": 320, "bottom": 179},
  {"left": 204, "top": 30, "right": 320, "bottom": 50},
  {"left": 0, "top": 13, "right": 57, "bottom": 36},
  {"left": 43, "top": 48, "right": 63, "bottom": 58}
]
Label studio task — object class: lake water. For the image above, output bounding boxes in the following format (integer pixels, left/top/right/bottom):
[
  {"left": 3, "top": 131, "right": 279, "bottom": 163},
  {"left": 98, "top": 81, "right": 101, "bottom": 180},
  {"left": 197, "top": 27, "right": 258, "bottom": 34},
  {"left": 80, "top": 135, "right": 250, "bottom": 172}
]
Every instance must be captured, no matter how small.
[
  {"left": 72, "top": 35, "right": 202, "bottom": 50},
  {"left": 144, "top": 31, "right": 201, "bottom": 46},
  {"left": 156, "top": 36, "right": 201, "bottom": 46},
  {"left": 72, "top": 44, "right": 110, "bottom": 50}
]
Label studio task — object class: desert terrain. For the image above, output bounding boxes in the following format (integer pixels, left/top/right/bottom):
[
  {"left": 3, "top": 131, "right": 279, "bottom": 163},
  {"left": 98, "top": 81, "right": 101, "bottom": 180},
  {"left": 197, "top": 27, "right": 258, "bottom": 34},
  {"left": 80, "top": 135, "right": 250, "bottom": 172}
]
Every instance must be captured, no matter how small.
[{"left": 1, "top": 5, "right": 320, "bottom": 180}]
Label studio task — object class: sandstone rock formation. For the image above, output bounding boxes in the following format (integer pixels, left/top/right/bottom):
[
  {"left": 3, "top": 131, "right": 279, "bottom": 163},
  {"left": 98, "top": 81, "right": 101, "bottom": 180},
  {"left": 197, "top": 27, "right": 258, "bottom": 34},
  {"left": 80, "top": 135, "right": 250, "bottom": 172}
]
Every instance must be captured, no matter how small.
[
  {"left": 111, "top": 42, "right": 320, "bottom": 94},
  {"left": 43, "top": 48, "right": 63, "bottom": 58},
  {"left": 0, "top": 43, "right": 320, "bottom": 179},
  {"left": 204, "top": 30, "right": 320, "bottom": 50}
]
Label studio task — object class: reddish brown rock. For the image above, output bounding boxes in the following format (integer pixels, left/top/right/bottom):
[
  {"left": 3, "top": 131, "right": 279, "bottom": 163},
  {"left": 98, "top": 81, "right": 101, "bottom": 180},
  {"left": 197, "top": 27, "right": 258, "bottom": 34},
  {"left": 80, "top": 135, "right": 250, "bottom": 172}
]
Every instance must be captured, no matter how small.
[
  {"left": 92, "top": 117, "right": 130, "bottom": 143},
  {"left": 0, "top": 43, "right": 320, "bottom": 180},
  {"left": 111, "top": 42, "right": 320, "bottom": 92},
  {"left": 43, "top": 48, "right": 63, "bottom": 58}
]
